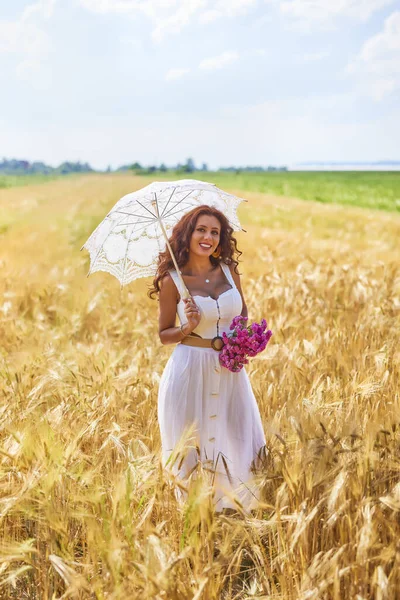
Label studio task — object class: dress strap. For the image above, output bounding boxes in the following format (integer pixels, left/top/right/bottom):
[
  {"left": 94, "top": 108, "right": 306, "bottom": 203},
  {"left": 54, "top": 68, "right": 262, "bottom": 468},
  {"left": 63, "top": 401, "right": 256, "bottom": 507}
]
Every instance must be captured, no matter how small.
[
  {"left": 168, "top": 269, "right": 186, "bottom": 300},
  {"left": 220, "top": 262, "right": 236, "bottom": 289}
]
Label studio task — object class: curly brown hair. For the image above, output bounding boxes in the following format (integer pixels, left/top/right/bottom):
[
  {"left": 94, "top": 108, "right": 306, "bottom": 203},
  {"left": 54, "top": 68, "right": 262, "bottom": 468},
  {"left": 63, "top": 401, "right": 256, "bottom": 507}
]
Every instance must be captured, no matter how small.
[{"left": 148, "top": 205, "right": 242, "bottom": 299}]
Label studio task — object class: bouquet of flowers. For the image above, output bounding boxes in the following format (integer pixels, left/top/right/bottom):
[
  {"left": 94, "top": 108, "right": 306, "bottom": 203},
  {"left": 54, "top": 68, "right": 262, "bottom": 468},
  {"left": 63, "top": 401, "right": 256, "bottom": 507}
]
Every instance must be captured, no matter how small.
[{"left": 219, "top": 316, "right": 273, "bottom": 372}]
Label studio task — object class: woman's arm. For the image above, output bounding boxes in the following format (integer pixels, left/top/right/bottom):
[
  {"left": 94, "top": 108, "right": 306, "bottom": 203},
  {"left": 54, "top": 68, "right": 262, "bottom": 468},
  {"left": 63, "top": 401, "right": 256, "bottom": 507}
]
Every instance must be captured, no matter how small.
[
  {"left": 158, "top": 274, "right": 200, "bottom": 345},
  {"left": 229, "top": 264, "right": 248, "bottom": 318}
]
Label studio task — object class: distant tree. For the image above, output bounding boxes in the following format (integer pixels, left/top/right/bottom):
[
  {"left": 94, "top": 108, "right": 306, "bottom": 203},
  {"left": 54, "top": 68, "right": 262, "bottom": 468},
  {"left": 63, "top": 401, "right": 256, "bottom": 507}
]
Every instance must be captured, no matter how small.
[
  {"left": 0, "top": 157, "right": 97, "bottom": 175},
  {"left": 175, "top": 162, "right": 186, "bottom": 174},
  {"left": 56, "top": 161, "right": 94, "bottom": 174},
  {"left": 185, "top": 157, "right": 196, "bottom": 173},
  {"left": 218, "top": 167, "right": 236, "bottom": 173},
  {"left": 159, "top": 163, "right": 167, "bottom": 172},
  {"left": 31, "top": 161, "right": 52, "bottom": 175},
  {"left": 174, "top": 158, "right": 196, "bottom": 173},
  {"left": 59, "top": 162, "right": 71, "bottom": 174},
  {"left": 201, "top": 163, "right": 208, "bottom": 171},
  {"left": 0, "top": 159, "right": 31, "bottom": 174}
]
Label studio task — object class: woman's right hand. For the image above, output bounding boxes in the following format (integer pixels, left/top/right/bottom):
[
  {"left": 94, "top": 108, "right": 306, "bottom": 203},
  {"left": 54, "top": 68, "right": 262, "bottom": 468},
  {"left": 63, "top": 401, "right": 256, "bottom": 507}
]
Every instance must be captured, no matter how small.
[{"left": 182, "top": 297, "right": 201, "bottom": 333}]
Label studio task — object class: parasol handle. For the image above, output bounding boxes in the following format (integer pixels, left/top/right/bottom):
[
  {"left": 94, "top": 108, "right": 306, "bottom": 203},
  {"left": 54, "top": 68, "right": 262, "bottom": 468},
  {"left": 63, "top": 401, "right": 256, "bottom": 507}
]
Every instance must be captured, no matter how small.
[{"left": 152, "top": 200, "right": 191, "bottom": 300}]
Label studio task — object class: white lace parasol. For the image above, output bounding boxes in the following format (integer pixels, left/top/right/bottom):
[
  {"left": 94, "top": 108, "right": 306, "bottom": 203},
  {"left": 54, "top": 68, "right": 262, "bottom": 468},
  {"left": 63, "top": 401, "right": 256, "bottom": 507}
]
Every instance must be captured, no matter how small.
[{"left": 81, "top": 179, "right": 247, "bottom": 292}]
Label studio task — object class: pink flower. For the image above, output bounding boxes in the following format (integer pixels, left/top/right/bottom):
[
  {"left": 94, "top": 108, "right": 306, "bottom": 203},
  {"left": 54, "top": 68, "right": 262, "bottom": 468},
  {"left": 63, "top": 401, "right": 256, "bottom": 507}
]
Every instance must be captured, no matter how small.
[{"left": 219, "top": 316, "right": 273, "bottom": 372}]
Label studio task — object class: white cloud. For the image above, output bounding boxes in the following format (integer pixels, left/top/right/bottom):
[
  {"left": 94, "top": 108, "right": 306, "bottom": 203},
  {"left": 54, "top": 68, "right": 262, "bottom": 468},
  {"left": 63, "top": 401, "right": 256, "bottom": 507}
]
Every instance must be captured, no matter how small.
[
  {"left": 79, "top": 0, "right": 208, "bottom": 42},
  {"left": 22, "top": 0, "right": 57, "bottom": 21},
  {"left": 0, "top": 20, "right": 49, "bottom": 55},
  {"left": 347, "top": 10, "right": 400, "bottom": 100},
  {"left": 199, "top": 51, "right": 239, "bottom": 70},
  {"left": 199, "top": 0, "right": 257, "bottom": 22},
  {"left": 279, "top": 0, "right": 396, "bottom": 29},
  {"left": 165, "top": 67, "right": 190, "bottom": 81},
  {"left": 0, "top": 1, "right": 55, "bottom": 86},
  {"left": 78, "top": 0, "right": 145, "bottom": 16},
  {"left": 215, "top": 0, "right": 257, "bottom": 16},
  {"left": 78, "top": 0, "right": 395, "bottom": 40},
  {"left": 151, "top": 0, "right": 206, "bottom": 42},
  {"left": 79, "top": 0, "right": 257, "bottom": 40},
  {"left": 167, "top": 48, "right": 261, "bottom": 81},
  {"left": 167, "top": 48, "right": 258, "bottom": 80},
  {"left": 199, "top": 9, "right": 222, "bottom": 23}
]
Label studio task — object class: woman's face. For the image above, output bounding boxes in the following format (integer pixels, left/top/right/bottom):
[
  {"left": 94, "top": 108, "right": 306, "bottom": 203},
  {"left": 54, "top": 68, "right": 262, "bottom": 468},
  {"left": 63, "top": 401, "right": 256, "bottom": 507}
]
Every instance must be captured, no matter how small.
[{"left": 189, "top": 214, "right": 221, "bottom": 258}]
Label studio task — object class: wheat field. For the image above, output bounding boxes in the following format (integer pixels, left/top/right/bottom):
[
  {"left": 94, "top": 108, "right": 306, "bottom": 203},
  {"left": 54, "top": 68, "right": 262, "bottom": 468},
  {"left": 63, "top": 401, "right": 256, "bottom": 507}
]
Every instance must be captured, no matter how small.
[{"left": 0, "top": 174, "right": 399, "bottom": 599}]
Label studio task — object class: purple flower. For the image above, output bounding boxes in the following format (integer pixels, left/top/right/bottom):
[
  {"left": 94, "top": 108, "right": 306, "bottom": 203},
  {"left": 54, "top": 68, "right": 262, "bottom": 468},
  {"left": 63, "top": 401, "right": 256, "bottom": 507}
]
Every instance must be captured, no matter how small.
[{"left": 219, "top": 315, "right": 273, "bottom": 372}]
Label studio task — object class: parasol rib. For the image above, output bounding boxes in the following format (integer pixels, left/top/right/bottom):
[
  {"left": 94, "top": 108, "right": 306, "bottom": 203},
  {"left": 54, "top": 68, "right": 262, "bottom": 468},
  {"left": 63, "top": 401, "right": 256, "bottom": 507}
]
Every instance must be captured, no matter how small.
[
  {"left": 161, "top": 186, "right": 176, "bottom": 219},
  {"left": 134, "top": 198, "right": 159, "bottom": 219},
  {"left": 161, "top": 190, "right": 194, "bottom": 220},
  {"left": 113, "top": 210, "right": 155, "bottom": 221},
  {"left": 160, "top": 204, "right": 200, "bottom": 222}
]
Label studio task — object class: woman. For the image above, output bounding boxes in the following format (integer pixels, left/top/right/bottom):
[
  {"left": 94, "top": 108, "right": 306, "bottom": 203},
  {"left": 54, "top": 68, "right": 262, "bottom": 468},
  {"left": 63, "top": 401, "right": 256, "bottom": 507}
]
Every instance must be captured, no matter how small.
[{"left": 149, "top": 205, "right": 266, "bottom": 511}]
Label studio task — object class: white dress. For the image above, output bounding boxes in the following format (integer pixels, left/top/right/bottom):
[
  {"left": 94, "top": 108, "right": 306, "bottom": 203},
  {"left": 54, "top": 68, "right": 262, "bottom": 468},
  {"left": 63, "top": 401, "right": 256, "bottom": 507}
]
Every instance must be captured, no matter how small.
[{"left": 157, "top": 262, "right": 266, "bottom": 511}]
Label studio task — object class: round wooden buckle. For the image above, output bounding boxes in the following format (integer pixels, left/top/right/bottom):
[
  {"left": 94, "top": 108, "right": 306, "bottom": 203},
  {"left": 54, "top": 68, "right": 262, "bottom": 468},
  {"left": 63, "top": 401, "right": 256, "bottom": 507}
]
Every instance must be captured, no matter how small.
[{"left": 211, "top": 336, "right": 224, "bottom": 351}]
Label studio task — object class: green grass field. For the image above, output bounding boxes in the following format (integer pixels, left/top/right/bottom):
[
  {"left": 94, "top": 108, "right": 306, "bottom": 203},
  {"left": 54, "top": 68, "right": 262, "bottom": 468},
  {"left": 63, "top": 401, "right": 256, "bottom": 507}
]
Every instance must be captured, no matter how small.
[
  {"left": 0, "top": 174, "right": 59, "bottom": 189},
  {"left": 207, "top": 170, "right": 400, "bottom": 212},
  {"left": 110, "top": 170, "right": 400, "bottom": 212}
]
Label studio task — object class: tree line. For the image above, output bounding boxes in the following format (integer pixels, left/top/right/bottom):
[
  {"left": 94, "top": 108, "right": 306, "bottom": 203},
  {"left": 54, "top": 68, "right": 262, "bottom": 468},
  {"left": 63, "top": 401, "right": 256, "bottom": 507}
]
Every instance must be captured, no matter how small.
[{"left": 0, "top": 157, "right": 287, "bottom": 176}]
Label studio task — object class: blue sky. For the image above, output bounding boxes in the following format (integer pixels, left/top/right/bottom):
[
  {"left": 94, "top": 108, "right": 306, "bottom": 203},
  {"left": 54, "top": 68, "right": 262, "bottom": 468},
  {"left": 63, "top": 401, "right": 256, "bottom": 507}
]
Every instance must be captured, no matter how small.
[{"left": 1, "top": 0, "right": 399, "bottom": 169}]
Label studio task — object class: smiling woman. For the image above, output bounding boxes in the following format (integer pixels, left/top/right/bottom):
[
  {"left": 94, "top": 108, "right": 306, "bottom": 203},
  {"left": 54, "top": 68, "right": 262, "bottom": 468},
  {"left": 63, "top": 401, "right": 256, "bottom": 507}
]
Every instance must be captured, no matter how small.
[{"left": 149, "top": 205, "right": 267, "bottom": 513}]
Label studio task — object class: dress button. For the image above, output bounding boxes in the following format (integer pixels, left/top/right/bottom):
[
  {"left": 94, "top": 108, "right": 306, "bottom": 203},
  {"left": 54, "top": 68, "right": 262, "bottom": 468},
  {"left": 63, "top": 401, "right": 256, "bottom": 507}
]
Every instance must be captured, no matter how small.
[
  {"left": 208, "top": 437, "right": 215, "bottom": 443},
  {"left": 209, "top": 414, "right": 217, "bottom": 419},
  {"left": 214, "top": 367, "right": 220, "bottom": 373}
]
